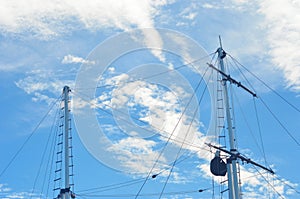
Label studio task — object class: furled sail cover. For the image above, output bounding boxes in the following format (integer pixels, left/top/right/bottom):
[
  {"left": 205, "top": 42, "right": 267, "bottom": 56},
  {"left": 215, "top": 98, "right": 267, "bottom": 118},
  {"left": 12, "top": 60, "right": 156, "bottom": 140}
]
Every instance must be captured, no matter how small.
[{"left": 210, "top": 156, "right": 227, "bottom": 176}]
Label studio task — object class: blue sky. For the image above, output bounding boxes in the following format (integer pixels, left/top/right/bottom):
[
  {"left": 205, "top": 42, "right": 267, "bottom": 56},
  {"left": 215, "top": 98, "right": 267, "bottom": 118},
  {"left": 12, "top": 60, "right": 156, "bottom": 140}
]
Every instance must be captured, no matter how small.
[{"left": 0, "top": 0, "right": 300, "bottom": 198}]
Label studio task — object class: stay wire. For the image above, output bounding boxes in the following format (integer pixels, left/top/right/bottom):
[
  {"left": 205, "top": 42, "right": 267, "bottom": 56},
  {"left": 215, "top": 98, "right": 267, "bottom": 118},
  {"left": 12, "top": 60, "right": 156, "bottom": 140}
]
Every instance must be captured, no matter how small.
[
  {"left": 273, "top": 175, "right": 300, "bottom": 195},
  {"left": 226, "top": 58, "right": 239, "bottom": 150},
  {"left": 76, "top": 148, "right": 208, "bottom": 195},
  {"left": 46, "top": 117, "right": 60, "bottom": 198},
  {"left": 74, "top": 52, "right": 216, "bottom": 91},
  {"left": 228, "top": 54, "right": 300, "bottom": 113},
  {"left": 134, "top": 60, "right": 210, "bottom": 199},
  {"left": 227, "top": 54, "right": 256, "bottom": 93},
  {"left": 30, "top": 99, "right": 62, "bottom": 199},
  {"left": 259, "top": 97, "right": 300, "bottom": 147},
  {"left": 74, "top": 147, "right": 211, "bottom": 196},
  {"left": 226, "top": 55, "right": 271, "bottom": 170},
  {"left": 153, "top": 148, "right": 206, "bottom": 178},
  {"left": 226, "top": 54, "right": 268, "bottom": 156},
  {"left": 229, "top": 55, "right": 272, "bottom": 176},
  {"left": 253, "top": 98, "right": 268, "bottom": 167},
  {"left": 158, "top": 66, "right": 211, "bottom": 198},
  {"left": 77, "top": 188, "right": 209, "bottom": 198},
  {"left": 251, "top": 165, "right": 285, "bottom": 199},
  {"left": 77, "top": 141, "right": 212, "bottom": 194},
  {"left": 231, "top": 90, "right": 267, "bottom": 163},
  {"left": 0, "top": 95, "right": 61, "bottom": 179},
  {"left": 78, "top": 178, "right": 145, "bottom": 194},
  {"left": 40, "top": 114, "right": 58, "bottom": 198}
]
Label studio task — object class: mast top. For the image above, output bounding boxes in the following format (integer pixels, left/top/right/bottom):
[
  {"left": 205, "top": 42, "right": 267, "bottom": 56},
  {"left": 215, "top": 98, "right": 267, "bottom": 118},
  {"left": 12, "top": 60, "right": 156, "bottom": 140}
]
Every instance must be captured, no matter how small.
[
  {"left": 63, "top": 85, "right": 71, "bottom": 92},
  {"left": 219, "top": 35, "right": 223, "bottom": 48},
  {"left": 217, "top": 36, "right": 226, "bottom": 60}
]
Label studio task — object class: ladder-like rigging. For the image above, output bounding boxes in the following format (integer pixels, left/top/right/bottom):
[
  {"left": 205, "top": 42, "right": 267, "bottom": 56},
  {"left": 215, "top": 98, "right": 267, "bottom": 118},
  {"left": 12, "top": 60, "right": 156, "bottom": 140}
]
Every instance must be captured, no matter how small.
[
  {"left": 54, "top": 86, "right": 75, "bottom": 199},
  {"left": 217, "top": 41, "right": 240, "bottom": 199}
]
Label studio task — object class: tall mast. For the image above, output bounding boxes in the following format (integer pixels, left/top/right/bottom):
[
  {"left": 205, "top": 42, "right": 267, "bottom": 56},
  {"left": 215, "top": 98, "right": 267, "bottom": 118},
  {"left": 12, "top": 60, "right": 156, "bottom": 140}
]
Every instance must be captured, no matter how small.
[
  {"left": 62, "top": 85, "right": 71, "bottom": 199},
  {"left": 217, "top": 37, "right": 240, "bottom": 199}
]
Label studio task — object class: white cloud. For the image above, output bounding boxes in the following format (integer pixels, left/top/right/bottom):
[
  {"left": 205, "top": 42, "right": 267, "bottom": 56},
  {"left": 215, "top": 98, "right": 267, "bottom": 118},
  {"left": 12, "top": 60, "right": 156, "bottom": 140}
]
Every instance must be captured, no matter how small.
[
  {"left": 179, "top": 3, "right": 198, "bottom": 20},
  {"left": 89, "top": 72, "right": 209, "bottom": 175},
  {"left": 106, "top": 136, "right": 190, "bottom": 184},
  {"left": 15, "top": 69, "right": 74, "bottom": 104},
  {"left": 140, "top": 28, "right": 166, "bottom": 62},
  {"left": 107, "top": 137, "right": 166, "bottom": 174},
  {"left": 202, "top": 3, "right": 217, "bottom": 9},
  {"left": 257, "top": 0, "right": 300, "bottom": 92},
  {"left": 97, "top": 73, "right": 204, "bottom": 144},
  {"left": 0, "top": 184, "right": 11, "bottom": 192},
  {"left": 0, "top": 0, "right": 170, "bottom": 36},
  {"left": 196, "top": 0, "right": 300, "bottom": 92},
  {"left": 0, "top": 0, "right": 174, "bottom": 62},
  {"left": 61, "top": 54, "right": 95, "bottom": 65},
  {"left": 0, "top": 184, "right": 41, "bottom": 199}
]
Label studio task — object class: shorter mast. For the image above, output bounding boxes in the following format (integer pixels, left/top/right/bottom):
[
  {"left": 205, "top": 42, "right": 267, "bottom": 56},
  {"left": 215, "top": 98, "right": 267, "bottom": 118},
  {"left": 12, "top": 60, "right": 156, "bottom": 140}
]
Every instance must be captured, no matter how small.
[
  {"left": 57, "top": 86, "right": 75, "bottom": 199},
  {"left": 64, "top": 86, "right": 71, "bottom": 199}
]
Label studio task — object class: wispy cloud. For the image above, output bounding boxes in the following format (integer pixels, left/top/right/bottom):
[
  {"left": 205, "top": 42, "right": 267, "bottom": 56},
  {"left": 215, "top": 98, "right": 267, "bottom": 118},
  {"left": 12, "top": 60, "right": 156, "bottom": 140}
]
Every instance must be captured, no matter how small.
[
  {"left": 81, "top": 71, "right": 207, "bottom": 175},
  {"left": 0, "top": 0, "right": 172, "bottom": 38},
  {"left": 61, "top": 54, "right": 95, "bottom": 65},
  {"left": 15, "top": 69, "right": 74, "bottom": 104},
  {"left": 0, "top": 184, "right": 11, "bottom": 192},
  {"left": 0, "top": 0, "right": 174, "bottom": 64},
  {"left": 0, "top": 184, "right": 42, "bottom": 199},
  {"left": 258, "top": 0, "right": 300, "bottom": 92},
  {"left": 181, "top": 0, "right": 299, "bottom": 93},
  {"left": 107, "top": 136, "right": 165, "bottom": 174}
]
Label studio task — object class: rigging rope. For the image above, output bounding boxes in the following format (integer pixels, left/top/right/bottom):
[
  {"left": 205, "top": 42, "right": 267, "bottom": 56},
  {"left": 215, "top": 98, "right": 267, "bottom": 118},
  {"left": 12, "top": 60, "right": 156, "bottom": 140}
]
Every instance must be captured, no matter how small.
[
  {"left": 253, "top": 98, "right": 268, "bottom": 166},
  {"left": 274, "top": 175, "right": 300, "bottom": 195},
  {"left": 30, "top": 99, "right": 62, "bottom": 199},
  {"left": 39, "top": 105, "right": 61, "bottom": 198},
  {"left": 77, "top": 140, "right": 213, "bottom": 194},
  {"left": 134, "top": 62, "right": 210, "bottom": 199},
  {"left": 259, "top": 97, "right": 300, "bottom": 147},
  {"left": 78, "top": 178, "right": 146, "bottom": 194},
  {"left": 231, "top": 90, "right": 269, "bottom": 164},
  {"left": 75, "top": 149, "right": 207, "bottom": 195},
  {"left": 45, "top": 117, "right": 59, "bottom": 199},
  {"left": 228, "top": 55, "right": 256, "bottom": 93},
  {"left": 227, "top": 54, "right": 269, "bottom": 166},
  {"left": 0, "top": 96, "right": 61, "bottom": 179},
  {"left": 76, "top": 188, "right": 209, "bottom": 198},
  {"left": 251, "top": 164, "right": 285, "bottom": 199},
  {"left": 158, "top": 66, "right": 212, "bottom": 198},
  {"left": 73, "top": 52, "right": 215, "bottom": 91},
  {"left": 228, "top": 54, "right": 300, "bottom": 113}
]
